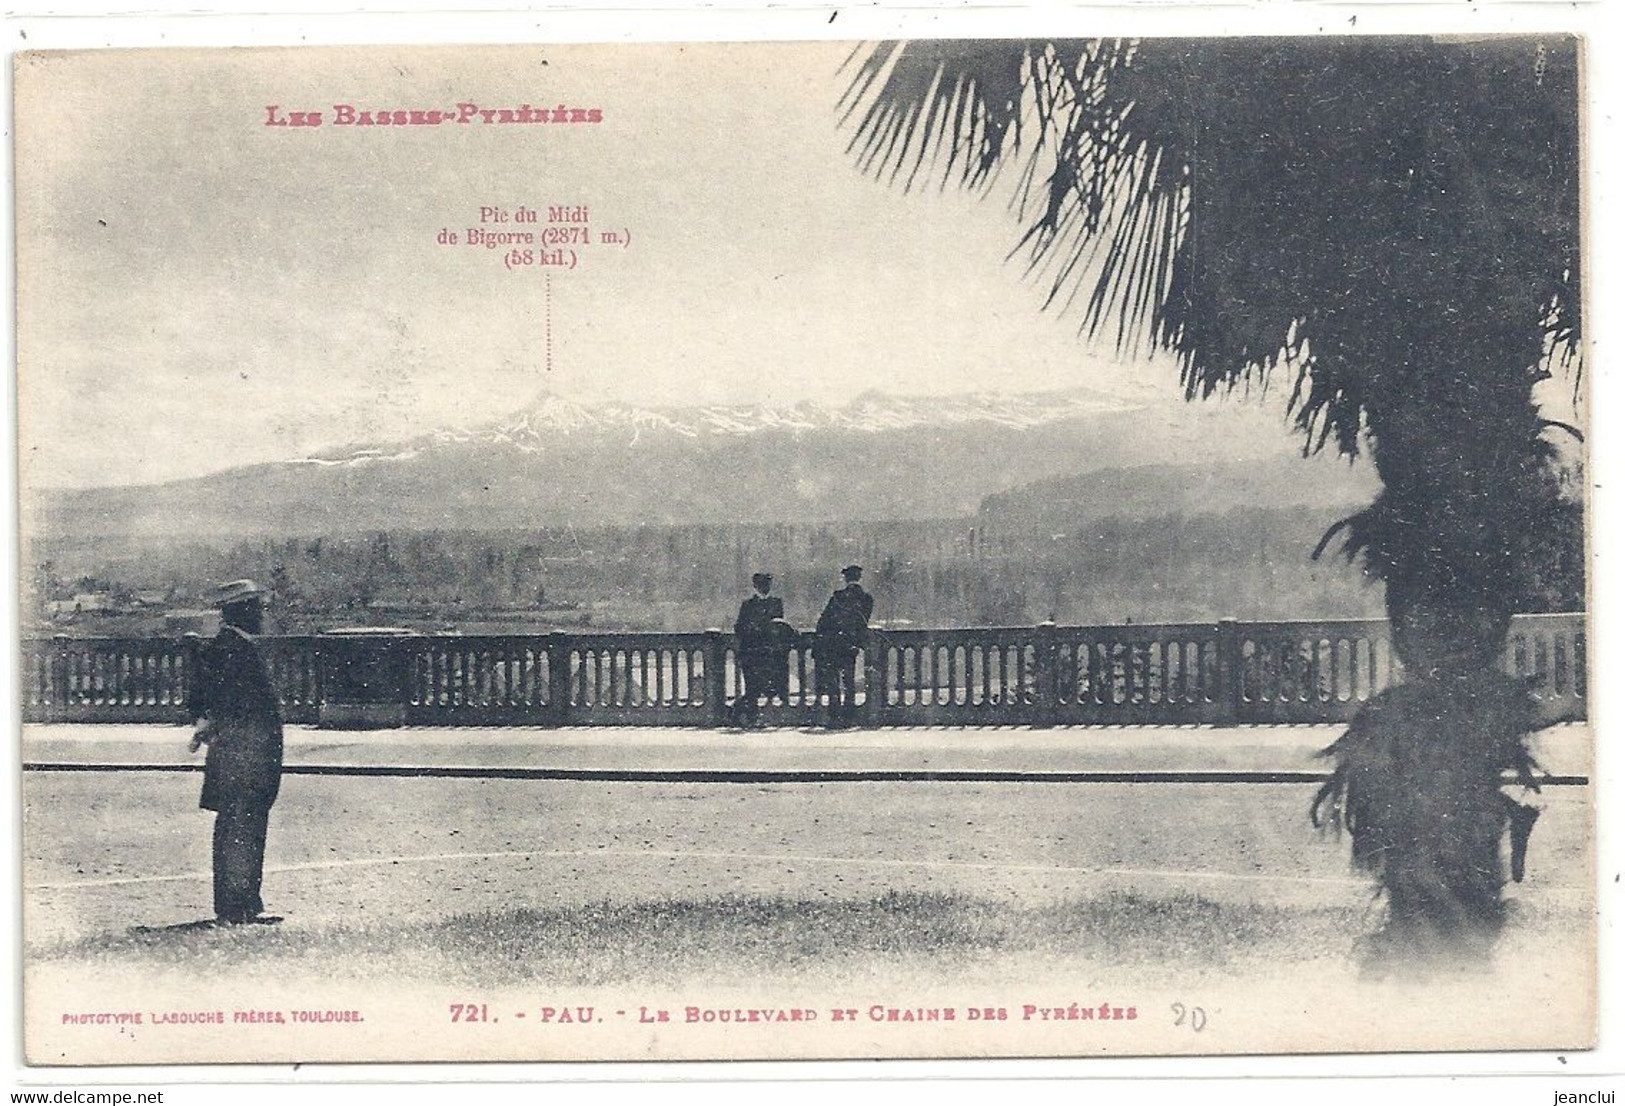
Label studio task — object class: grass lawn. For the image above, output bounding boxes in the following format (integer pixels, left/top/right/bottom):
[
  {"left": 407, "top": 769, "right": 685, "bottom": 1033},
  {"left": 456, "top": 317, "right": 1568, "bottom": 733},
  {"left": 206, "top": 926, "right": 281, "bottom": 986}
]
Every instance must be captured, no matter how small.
[{"left": 38, "top": 886, "right": 1564, "bottom": 990}]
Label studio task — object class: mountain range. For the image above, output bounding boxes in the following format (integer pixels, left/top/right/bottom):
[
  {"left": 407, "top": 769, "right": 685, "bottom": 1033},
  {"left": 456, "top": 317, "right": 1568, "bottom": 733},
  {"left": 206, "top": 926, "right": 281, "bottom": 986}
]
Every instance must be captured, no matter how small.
[{"left": 30, "top": 387, "right": 1376, "bottom": 539}]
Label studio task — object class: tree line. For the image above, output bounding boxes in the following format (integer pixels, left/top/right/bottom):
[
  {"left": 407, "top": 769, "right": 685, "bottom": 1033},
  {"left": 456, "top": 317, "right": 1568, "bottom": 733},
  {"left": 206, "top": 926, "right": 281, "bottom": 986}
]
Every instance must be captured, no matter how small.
[{"left": 29, "top": 501, "right": 1586, "bottom": 635}]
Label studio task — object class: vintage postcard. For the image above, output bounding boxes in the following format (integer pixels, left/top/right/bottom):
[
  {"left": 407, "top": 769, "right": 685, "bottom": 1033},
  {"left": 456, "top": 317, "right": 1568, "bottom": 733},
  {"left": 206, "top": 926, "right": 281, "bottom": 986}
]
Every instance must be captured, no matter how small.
[{"left": 13, "top": 36, "right": 1594, "bottom": 1065}]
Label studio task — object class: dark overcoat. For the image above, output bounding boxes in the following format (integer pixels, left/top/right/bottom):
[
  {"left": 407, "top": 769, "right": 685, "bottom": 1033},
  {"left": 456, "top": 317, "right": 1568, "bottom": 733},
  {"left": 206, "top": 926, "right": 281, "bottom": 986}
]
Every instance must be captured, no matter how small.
[
  {"left": 187, "top": 626, "right": 284, "bottom": 813},
  {"left": 815, "top": 585, "right": 874, "bottom": 658},
  {"left": 735, "top": 594, "right": 786, "bottom": 653}
]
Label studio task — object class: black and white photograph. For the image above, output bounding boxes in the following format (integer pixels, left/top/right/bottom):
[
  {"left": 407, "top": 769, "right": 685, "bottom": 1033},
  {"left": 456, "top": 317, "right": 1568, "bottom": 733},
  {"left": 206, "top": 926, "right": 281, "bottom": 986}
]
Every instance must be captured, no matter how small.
[{"left": 11, "top": 30, "right": 1597, "bottom": 1065}]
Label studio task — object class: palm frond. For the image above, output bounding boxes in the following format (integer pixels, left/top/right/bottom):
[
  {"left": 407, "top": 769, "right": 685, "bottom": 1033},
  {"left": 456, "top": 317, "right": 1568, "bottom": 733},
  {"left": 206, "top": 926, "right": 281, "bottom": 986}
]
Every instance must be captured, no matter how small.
[
  {"left": 843, "top": 36, "right": 1584, "bottom": 465},
  {"left": 839, "top": 40, "right": 1035, "bottom": 194}
]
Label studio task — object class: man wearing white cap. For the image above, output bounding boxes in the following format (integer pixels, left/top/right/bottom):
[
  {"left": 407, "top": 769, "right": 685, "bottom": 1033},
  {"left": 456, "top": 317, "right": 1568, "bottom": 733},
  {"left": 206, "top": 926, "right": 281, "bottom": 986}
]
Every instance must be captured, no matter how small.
[{"left": 187, "top": 579, "right": 284, "bottom": 925}]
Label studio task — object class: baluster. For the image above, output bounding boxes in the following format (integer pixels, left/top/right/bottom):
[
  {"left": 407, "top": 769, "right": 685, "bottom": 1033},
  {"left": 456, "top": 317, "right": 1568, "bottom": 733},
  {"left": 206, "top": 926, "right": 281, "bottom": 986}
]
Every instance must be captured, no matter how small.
[
  {"left": 64, "top": 643, "right": 79, "bottom": 708},
  {"left": 25, "top": 645, "right": 41, "bottom": 714},
  {"left": 804, "top": 641, "right": 817, "bottom": 708},
  {"left": 1574, "top": 631, "right": 1587, "bottom": 706},
  {"left": 47, "top": 636, "right": 67, "bottom": 718},
  {"left": 23, "top": 643, "right": 40, "bottom": 714}
]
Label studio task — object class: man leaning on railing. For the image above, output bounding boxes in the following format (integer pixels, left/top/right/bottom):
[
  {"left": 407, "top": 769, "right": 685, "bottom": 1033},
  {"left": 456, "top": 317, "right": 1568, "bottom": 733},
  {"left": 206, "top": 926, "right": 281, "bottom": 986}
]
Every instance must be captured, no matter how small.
[{"left": 814, "top": 565, "right": 874, "bottom": 729}]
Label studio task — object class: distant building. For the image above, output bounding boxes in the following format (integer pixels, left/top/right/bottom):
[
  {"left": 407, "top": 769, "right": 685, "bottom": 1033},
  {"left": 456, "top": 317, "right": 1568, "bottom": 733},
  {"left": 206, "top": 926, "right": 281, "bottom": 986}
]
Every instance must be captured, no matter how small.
[
  {"left": 163, "top": 608, "right": 221, "bottom": 636},
  {"left": 49, "top": 592, "right": 118, "bottom": 617}
]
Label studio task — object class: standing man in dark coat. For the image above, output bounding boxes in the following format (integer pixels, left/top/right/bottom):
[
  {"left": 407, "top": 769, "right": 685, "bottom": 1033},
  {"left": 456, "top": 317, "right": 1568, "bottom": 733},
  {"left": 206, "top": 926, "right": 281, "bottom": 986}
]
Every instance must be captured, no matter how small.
[
  {"left": 815, "top": 565, "right": 874, "bottom": 728},
  {"left": 187, "top": 579, "right": 284, "bottom": 925},
  {"left": 733, "top": 572, "right": 785, "bottom": 727}
]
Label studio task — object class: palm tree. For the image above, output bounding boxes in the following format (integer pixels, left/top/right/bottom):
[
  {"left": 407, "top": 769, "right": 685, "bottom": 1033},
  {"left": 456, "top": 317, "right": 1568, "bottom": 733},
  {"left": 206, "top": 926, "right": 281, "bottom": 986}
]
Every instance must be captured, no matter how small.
[{"left": 842, "top": 36, "right": 1583, "bottom": 970}]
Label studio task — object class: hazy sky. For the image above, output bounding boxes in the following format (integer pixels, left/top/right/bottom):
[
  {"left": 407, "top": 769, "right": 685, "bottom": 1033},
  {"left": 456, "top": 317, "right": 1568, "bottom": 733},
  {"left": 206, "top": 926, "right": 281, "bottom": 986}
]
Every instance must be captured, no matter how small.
[{"left": 17, "top": 42, "right": 1308, "bottom": 489}]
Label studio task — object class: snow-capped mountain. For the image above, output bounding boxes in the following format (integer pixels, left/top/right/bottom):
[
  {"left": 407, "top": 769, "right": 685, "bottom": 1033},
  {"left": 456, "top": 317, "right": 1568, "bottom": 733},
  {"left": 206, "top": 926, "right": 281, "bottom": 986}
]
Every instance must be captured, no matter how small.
[
  {"left": 294, "top": 386, "right": 1141, "bottom": 464},
  {"left": 35, "top": 385, "right": 1322, "bottom": 539}
]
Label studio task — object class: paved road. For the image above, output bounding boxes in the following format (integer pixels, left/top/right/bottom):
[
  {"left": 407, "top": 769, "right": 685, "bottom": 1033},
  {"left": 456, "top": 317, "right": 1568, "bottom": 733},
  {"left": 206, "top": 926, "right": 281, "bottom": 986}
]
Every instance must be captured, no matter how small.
[
  {"left": 21, "top": 721, "right": 1593, "bottom": 777},
  {"left": 20, "top": 739, "right": 1592, "bottom": 947},
  {"left": 18, "top": 724, "right": 1597, "bottom": 1067}
]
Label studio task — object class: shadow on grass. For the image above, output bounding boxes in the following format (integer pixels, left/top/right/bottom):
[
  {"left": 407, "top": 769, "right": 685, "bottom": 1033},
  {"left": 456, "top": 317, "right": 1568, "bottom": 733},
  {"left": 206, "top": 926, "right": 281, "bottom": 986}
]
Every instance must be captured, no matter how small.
[
  {"left": 37, "top": 889, "right": 1375, "bottom": 987},
  {"left": 127, "top": 918, "right": 221, "bottom": 935}
]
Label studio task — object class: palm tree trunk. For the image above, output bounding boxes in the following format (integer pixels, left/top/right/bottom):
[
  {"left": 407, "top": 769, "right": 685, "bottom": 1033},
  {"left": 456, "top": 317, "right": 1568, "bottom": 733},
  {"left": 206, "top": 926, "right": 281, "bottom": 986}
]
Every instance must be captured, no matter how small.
[
  {"left": 1316, "top": 366, "right": 1548, "bottom": 973},
  {"left": 1327, "top": 602, "right": 1527, "bottom": 969}
]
